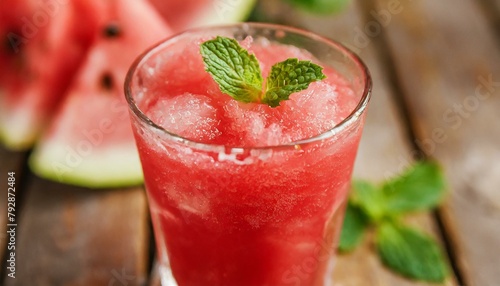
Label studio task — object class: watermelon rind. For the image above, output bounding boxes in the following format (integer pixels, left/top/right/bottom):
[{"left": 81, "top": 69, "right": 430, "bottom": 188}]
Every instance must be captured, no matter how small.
[
  {"left": 29, "top": 142, "right": 143, "bottom": 188},
  {"left": 186, "top": 0, "right": 257, "bottom": 29},
  {"left": 0, "top": 103, "right": 39, "bottom": 150}
]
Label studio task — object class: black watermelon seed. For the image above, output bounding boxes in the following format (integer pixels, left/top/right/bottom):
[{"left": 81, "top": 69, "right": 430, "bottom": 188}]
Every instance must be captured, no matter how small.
[
  {"left": 3, "top": 29, "right": 25, "bottom": 54},
  {"left": 103, "top": 23, "right": 121, "bottom": 38},
  {"left": 3, "top": 36, "right": 13, "bottom": 53},
  {"left": 101, "top": 72, "right": 114, "bottom": 90}
]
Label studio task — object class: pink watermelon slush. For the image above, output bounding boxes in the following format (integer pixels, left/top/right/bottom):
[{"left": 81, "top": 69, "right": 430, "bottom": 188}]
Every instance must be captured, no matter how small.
[{"left": 125, "top": 24, "right": 371, "bottom": 286}]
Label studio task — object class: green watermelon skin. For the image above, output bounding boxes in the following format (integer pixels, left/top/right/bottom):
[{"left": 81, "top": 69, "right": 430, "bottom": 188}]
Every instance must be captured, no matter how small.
[
  {"left": 29, "top": 0, "right": 172, "bottom": 188},
  {"left": 0, "top": 0, "right": 98, "bottom": 149},
  {"left": 148, "top": 0, "right": 257, "bottom": 31}
]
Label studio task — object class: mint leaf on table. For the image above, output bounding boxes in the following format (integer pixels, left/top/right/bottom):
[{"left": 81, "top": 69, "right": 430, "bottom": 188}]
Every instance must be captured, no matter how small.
[
  {"left": 339, "top": 202, "right": 368, "bottom": 252},
  {"left": 376, "top": 221, "right": 448, "bottom": 282},
  {"left": 382, "top": 161, "right": 446, "bottom": 215},
  {"left": 350, "top": 180, "right": 385, "bottom": 222},
  {"left": 200, "top": 36, "right": 326, "bottom": 107},
  {"left": 339, "top": 161, "right": 450, "bottom": 282},
  {"left": 286, "top": 0, "right": 350, "bottom": 15},
  {"left": 200, "top": 36, "right": 263, "bottom": 103},
  {"left": 262, "top": 58, "right": 326, "bottom": 107}
]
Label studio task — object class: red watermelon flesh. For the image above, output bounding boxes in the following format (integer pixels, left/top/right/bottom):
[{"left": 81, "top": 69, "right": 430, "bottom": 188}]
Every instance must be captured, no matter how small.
[
  {"left": 29, "top": 0, "right": 172, "bottom": 187},
  {"left": 0, "top": 0, "right": 98, "bottom": 149},
  {"left": 148, "top": 0, "right": 206, "bottom": 31}
]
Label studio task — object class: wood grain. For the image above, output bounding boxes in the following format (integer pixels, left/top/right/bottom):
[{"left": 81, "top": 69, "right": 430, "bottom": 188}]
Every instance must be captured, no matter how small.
[
  {"left": 373, "top": 0, "right": 500, "bottom": 285},
  {"left": 4, "top": 177, "right": 149, "bottom": 286},
  {"left": 479, "top": 0, "right": 500, "bottom": 37}
]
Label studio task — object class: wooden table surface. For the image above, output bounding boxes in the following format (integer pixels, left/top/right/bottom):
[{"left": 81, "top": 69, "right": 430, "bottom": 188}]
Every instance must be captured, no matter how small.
[{"left": 1, "top": 0, "right": 499, "bottom": 285}]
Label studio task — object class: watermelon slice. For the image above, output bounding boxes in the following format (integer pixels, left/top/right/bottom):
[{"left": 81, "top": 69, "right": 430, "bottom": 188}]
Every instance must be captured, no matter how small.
[
  {"left": 4, "top": 0, "right": 255, "bottom": 187},
  {"left": 0, "top": 0, "right": 97, "bottom": 149},
  {"left": 148, "top": 0, "right": 257, "bottom": 31},
  {"left": 29, "top": 0, "right": 172, "bottom": 187}
]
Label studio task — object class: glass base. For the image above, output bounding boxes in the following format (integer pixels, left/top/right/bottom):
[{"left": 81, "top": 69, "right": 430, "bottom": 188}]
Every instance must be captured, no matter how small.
[
  {"left": 154, "top": 257, "right": 338, "bottom": 286},
  {"left": 154, "top": 259, "right": 335, "bottom": 286},
  {"left": 150, "top": 199, "right": 345, "bottom": 286}
]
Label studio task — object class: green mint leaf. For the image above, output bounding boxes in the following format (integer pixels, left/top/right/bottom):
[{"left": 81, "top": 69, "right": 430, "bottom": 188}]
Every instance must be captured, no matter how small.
[
  {"left": 262, "top": 58, "right": 326, "bottom": 107},
  {"left": 339, "top": 202, "right": 368, "bottom": 252},
  {"left": 376, "top": 221, "right": 448, "bottom": 282},
  {"left": 381, "top": 161, "right": 446, "bottom": 215},
  {"left": 200, "top": 37, "right": 327, "bottom": 107},
  {"left": 350, "top": 180, "right": 385, "bottom": 222},
  {"left": 287, "top": 0, "right": 350, "bottom": 15},
  {"left": 200, "top": 36, "right": 263, "bottom": 103}
]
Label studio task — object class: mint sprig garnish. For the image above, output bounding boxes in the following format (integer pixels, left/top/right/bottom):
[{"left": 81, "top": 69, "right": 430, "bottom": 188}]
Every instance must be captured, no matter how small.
[
  {"left": 200, "top": 36, "right": 262, "bottom": 103},
  {"left": 200, "top": 36, "right": 326, "bottom": 107},
  {"left": 263, "top": 58, "right": 326, "bottom": 107},
  {"left": 339, "top": 161, "right": 449, "bottom": 282}
]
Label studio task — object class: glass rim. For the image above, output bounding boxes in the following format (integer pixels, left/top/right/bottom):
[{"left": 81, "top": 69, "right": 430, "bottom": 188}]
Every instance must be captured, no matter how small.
[{"left": 124, "top": 22, "right": 372, "bottom": 152}]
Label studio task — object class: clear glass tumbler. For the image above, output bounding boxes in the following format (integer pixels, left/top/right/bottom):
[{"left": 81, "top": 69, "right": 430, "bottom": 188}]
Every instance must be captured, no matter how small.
[{"left": 125, "top": 23, "right": 371, "bottom": 286}]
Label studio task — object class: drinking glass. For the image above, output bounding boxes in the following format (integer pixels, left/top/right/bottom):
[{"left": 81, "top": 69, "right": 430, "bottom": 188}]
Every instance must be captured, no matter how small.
[{"left": 125, "top": 23, "right": 371, "bottom": 286}]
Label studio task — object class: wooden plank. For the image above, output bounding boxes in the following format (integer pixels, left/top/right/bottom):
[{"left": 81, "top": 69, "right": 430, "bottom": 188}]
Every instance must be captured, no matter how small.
[
  {"left": 491, "top": 0, "right": 500, "bottom": 10},
  {"left": 479, "top": 0, "right": 500, "bottom": 34},
  {"left": 0, "top": 147, "right": 26, "bottom": 283},
  {"left": 5, "top": 177, "right": 149, "bottom": 286},
  {"left": 373, "top": 0, "right": 500, "bottom": 285},
  {"left": 283, "top": 2, "right": 456, "bottom": 285}
]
